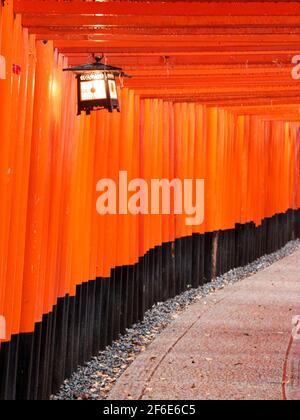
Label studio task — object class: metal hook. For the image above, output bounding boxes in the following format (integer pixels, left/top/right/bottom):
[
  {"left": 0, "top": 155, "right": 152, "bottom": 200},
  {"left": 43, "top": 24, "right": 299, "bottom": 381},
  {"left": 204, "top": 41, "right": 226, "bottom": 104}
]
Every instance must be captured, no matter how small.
[
  {"left": 163, "top": 56, "right": 171, "bottom": 77},
  {"left": 119, "top": 74, "right": 125, "bottom": 89}
]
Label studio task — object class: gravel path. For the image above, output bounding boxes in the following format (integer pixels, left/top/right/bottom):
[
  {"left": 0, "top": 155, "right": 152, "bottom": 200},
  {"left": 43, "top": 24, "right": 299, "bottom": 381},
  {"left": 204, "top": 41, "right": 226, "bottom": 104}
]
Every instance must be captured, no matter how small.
[{"left": 52, "top": 239, "right": 299, "bottom": 400}]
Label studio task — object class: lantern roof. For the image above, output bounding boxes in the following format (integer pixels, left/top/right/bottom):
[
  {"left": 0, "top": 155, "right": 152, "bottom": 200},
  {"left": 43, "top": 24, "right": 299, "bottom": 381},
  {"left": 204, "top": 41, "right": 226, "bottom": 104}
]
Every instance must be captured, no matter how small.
[{"left": 63, "top": 56, "right": 131, "bottom": 77}]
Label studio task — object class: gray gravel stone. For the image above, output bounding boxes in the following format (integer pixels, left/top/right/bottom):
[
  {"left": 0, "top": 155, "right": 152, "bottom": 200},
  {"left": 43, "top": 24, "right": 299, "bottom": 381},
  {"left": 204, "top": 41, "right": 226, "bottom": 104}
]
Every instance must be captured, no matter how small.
[{"left": 51, "top": 239, "right": 299, "bottom": 400}]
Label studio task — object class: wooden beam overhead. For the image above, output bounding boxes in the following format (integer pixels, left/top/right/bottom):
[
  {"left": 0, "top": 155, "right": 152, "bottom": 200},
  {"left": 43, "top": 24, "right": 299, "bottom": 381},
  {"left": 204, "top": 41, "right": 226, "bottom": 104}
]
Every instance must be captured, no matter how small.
[
  {"left": 14, "top": 1, "right": 300, "bottom": 16},
  {"left": 21, "top": 15, "right": 300, "bottom": 28}
]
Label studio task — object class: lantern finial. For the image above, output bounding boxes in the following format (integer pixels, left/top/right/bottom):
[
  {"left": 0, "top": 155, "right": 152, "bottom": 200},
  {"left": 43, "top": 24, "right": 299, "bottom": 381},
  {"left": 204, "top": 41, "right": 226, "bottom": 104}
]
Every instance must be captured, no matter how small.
[{"left": 94, "top": 55, "right": 104, "bottom": 64}]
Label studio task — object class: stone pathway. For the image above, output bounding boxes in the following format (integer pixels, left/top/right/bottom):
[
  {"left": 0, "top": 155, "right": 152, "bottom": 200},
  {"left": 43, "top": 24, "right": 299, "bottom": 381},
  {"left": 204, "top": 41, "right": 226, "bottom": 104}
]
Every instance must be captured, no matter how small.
[{"left": 109, "top": 249, "right": 300, "bottom": 401}]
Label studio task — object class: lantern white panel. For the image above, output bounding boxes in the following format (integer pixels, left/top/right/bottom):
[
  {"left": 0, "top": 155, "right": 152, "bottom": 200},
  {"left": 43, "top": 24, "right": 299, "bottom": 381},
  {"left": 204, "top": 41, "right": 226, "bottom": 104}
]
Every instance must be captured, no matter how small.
[
  {"left": 80, "top": 79, "right": 107, "bottom": 101},
  {"left": 108, "top": 80, "right": 118, "bottom": 100}
]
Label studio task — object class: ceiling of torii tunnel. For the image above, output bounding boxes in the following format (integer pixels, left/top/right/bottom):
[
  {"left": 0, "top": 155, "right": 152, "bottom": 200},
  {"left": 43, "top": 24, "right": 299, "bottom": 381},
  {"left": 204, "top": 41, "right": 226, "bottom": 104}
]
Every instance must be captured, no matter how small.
[{"left": 12, "top": 0, "right": 300, "bottom": 114}]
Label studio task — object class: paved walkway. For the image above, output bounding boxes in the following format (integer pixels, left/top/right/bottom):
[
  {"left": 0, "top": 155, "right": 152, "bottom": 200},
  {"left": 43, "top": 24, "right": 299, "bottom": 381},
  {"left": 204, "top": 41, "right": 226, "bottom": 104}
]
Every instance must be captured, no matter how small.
[{"left": 109, "top": 249, "right": 300, "bottom": 400}]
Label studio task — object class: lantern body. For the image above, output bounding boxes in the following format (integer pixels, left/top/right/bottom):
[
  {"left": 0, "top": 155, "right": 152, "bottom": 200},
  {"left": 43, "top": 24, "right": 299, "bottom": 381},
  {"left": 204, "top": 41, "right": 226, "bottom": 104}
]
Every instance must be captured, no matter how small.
[
  {"left": 63, "top": 57, "right": 130, "bottom": 115},
  {"left": 77, "top": 72, "right": 120, "bottom": 115}
]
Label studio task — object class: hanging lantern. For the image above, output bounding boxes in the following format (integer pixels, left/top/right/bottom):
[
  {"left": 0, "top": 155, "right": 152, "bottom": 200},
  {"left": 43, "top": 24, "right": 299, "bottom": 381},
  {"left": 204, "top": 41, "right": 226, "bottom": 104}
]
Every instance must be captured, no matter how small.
[{"left": 63, "top": 56, "right": 131, "bottom": 115}]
